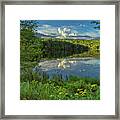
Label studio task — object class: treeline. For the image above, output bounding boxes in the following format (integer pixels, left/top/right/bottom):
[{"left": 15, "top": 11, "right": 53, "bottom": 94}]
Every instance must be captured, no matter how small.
[
  {"left": 41, "top": 40, "right": 89, "bottom": 58},
  {"left": 20, "top": 38, "right": 89, "bottom": 62},
  {"left": 66, "top": 39, "right": 100, "bottom": 57}
]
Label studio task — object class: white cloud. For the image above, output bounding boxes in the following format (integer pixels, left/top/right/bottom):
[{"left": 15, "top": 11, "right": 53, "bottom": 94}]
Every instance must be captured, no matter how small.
[
  {"left": 79, "top": 32, "right": 99, "bottom": 37},
  {"left": 69, "top": 33, "right": 77, "bottom": 36},
  {"left": 79, "top": 24, "right": 86, "bottom": 27},
  {"left": 58, "top": 28, "right": 62, "bottom": 34},
  {"left": 37, "top": 24, "right": 58, "bottom": 35},
  {"left": 37, "top": 24, "right": 99, "bottom": 38},
  {"left": 37, "top": 24, "right": 52, "bottom": 29},
  {"left": 42, "top": 24, "right": 51, "bottom": 28}
]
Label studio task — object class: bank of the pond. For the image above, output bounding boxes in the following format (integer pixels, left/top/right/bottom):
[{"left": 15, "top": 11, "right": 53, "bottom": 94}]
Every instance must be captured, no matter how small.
[
  {"left": 20, "top": 59, "right": 100, "bottom": 100},
  {"left": 20, "top": 75, "right": 100, "bottom": 100}
]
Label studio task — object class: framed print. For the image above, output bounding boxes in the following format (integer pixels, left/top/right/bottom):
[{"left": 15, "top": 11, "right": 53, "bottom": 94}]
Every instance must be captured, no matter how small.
[{"left": 0, "top": 0, "right": 120, "bottom": 119}]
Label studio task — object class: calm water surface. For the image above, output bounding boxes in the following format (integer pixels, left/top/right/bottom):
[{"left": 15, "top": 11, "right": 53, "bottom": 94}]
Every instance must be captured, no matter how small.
[{"left": 33, "top": 57, "right": 100, "bottom": 80}]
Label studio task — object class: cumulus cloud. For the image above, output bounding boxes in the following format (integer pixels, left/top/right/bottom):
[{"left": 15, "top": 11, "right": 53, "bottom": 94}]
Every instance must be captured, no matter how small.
[
  {"left": 57, "top": 28, "right": 68, "bottom": 38},
  {"left": 37, "top": 24, "right": 58, "bottom": 35},
  {"left": 79, "top": 24, "right": 86, "bottom": 27},
  {"left": 69, "top": 33, "right": 77, "bottom": 36},
  {"left": 37, "top": 24, "right": 52, "bottom": 29},
  {"left": 42, "top": 24, "right": 51, "bottom": 28},
  {"left": 80, "top": 32, "right": 99, "bottom": 37},
  {"left": 37, "top": 23, "right": 99, "bottom": 38},
  {"left": 57, "top": 27, "right": 80, "bottom": 38}
]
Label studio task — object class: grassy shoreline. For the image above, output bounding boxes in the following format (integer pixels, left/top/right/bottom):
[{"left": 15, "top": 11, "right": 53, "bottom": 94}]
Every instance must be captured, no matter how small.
[{"left": 20, "top": 73, "right": 100, "bottom": 100}]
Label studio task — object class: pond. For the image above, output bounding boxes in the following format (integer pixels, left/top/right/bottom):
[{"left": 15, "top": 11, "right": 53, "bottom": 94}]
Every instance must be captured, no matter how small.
[{"left": 33, "top": 57, "right": 100, "bottom": 80}]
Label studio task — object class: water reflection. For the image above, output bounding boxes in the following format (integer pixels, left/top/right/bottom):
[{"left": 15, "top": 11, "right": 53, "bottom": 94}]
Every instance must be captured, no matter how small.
[{"left": 33, "top": 58, "right": 100, "bottom": 80}]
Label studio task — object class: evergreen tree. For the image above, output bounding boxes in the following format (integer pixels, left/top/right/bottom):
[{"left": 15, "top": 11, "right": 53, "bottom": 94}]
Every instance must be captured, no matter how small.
[
  {"left": 91, "top": 21, "right": 100, "bottom": 29},
  {"left": 20, "top": 20, "right": 38, "bottom": 40}
]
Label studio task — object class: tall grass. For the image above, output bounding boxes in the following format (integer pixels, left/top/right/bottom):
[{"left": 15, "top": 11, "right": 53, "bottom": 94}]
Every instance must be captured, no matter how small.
[{"left": 20, "top": 69, "right": 100, "bottom": 100}]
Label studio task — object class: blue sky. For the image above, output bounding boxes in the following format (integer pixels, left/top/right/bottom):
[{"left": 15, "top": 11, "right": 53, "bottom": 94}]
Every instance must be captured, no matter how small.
[{"left": 36, "top": 20, "right": 100, "bottom": 38}]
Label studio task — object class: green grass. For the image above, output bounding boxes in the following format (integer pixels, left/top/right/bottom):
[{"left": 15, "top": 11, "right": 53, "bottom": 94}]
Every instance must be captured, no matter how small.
[{"left": 20, "top": 72, "right": 100, "bottom": 100}]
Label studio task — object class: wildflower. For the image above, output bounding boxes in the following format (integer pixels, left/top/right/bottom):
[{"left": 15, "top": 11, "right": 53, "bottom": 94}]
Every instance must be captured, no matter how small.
[
  {"left": 75, "top": 93, "right": 79, "bottom": 96},
  {"left": 50, "top": 95, "right": 54, "bottom": 97},
  {"left": 59, "top": 92, "right": 62, "bottom": 95}
]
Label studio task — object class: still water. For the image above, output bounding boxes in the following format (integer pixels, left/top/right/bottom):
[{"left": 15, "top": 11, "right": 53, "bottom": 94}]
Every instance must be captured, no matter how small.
[{"left": 33, "top": 57, "right": 100, "bottom": 80}]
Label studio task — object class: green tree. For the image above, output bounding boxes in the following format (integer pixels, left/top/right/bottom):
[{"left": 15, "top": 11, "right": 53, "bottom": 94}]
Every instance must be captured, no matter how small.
[
  {"left": 91, "top": 21, "right": 100, "bottom": 29},
  {"left": 20, "top": 20, "right": 38, "bottom": 40}
]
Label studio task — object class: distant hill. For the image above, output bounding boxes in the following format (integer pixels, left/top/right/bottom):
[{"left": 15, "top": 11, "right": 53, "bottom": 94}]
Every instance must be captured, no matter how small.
[
  {"left": 35, "top": 33, "right": 57, "bottom": 38},
  {"left": 35, "top": 33, "right": 100, "bottom": 40}
]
